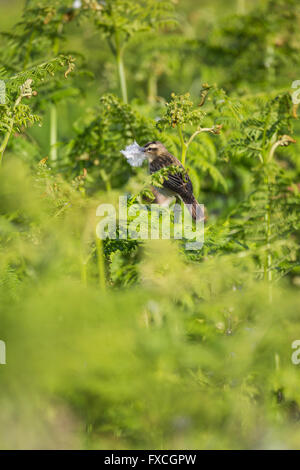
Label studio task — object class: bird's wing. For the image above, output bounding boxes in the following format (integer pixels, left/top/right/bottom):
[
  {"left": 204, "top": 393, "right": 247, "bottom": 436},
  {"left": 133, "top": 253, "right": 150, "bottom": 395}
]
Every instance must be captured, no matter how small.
[{"left": 150, "top": 154, "right": 194, "bottom": 196}]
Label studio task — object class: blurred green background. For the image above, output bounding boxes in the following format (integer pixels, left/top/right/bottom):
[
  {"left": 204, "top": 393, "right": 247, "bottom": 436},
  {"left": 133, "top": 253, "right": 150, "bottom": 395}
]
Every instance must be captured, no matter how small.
[{"left": 0, "top": 0, "right": 299, "bottom": 450}]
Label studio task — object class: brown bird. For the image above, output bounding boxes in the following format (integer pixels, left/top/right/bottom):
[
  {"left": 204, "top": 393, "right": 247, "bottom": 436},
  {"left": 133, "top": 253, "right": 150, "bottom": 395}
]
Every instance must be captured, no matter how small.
[{"left": 142, "top": 141, "right": 203, "bottom": 221}]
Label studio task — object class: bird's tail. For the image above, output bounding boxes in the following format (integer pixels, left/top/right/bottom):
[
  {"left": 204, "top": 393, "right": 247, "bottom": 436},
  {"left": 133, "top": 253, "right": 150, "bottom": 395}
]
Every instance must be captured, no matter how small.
[{"left": 181, "top": 194, "right": 204, "bottom": 222}]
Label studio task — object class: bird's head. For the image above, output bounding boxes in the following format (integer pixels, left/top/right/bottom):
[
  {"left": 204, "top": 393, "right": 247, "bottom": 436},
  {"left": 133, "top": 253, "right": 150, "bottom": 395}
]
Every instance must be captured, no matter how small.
[{"left": 142, "top": 141, "right": 167, "bottom": 159}]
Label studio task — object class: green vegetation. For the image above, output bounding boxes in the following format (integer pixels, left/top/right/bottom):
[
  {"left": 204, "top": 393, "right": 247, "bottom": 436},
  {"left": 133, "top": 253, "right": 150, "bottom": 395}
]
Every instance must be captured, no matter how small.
[{"left": 0, "top": 0, "right": 299, "bottom": 450}]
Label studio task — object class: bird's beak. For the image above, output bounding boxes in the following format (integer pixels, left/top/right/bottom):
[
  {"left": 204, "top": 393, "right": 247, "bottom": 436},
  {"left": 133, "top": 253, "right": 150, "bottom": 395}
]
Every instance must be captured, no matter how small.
[{"left": 141, "top": 146, "right": 146, "bottom": 153}]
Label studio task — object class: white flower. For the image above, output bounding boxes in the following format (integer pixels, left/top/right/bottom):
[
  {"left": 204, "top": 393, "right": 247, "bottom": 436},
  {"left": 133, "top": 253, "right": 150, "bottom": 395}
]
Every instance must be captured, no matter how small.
[
  {"left": 73, "top": 0, "right": 82, "bottom": 9},
  {"left": 120, "top": 141, "right": 146, "bottom": 167}
]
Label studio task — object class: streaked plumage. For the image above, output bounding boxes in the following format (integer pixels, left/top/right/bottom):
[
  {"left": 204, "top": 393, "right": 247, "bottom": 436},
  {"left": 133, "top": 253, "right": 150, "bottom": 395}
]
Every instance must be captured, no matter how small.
[{"left": 142, "top": 141, "right": 203, "bottom": 221}]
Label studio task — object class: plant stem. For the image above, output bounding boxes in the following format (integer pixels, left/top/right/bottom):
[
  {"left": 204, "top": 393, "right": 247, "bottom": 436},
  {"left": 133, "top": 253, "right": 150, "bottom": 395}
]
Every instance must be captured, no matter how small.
[
  {"left": 264, "top": 197, "right": 272, "bottom": 282},
  {"left": 177, "top": 124, "right": 187, "bottom": 166},
  {"left": 115, "top": 32, "right": 128, "bottom": 103},
  {"left": 264, "top": 136, "right": 295, "bottom": 293},
  {"left": 116, "top": 49, "right": 128, "bottom": 104},
  {"left": 148, "top": 71, "right": 157, "bottom": 105},
  {"left": 96, "top": 237, "right": 106, "bottom": 290},
  {"left": 50, "top": 103, "right": 58, "bottom": 162},
  {"left": 0, "top": 121, "right": 14, "bottom": 167},
  {"left": 264, "top": 193, "right": 273, "bottom": 302},
  {"left": 263, "top": 144, "right": 273, "bottom": 301},
  {"left": 186, "top": 125, "right": 222, "bottom": 148},
  {"left": 0, "top": 91, "right": 24, "bottom": 167},
  {"left": 237, "top": 0, "right": 246, "bottom": 14}
]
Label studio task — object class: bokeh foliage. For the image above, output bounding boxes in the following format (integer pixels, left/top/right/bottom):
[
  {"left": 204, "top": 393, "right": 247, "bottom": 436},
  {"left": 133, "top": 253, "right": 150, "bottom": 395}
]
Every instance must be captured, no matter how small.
[{"left": 0, "top": 0, "right": 299, "bottom": 450}]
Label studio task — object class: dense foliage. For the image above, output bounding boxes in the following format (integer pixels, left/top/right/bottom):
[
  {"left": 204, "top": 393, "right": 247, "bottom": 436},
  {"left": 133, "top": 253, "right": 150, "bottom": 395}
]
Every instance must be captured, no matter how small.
[{"left": 0, "top": 0, "right": 299, "bottom": 449}]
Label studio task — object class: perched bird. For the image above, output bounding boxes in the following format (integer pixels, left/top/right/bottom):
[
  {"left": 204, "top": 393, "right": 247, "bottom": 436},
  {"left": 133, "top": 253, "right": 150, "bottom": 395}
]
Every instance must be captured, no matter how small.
[{"left": 142, "top": 141, "right": 203, "bottom": 221}]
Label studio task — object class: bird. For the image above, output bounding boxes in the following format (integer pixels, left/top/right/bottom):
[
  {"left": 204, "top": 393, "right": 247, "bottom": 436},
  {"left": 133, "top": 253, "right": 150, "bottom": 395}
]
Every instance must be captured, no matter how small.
[{"left": 142, "top": 141, "right": 204, "bottom": 221}]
